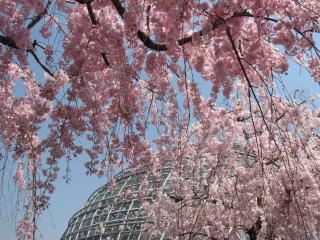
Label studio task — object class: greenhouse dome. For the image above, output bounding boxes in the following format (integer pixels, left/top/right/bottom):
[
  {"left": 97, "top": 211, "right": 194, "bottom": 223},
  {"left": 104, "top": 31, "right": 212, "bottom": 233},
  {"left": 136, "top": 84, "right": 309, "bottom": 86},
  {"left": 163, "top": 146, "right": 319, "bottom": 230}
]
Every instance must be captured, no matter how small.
[{"left": 60, "top": 162, "right": 172, "bottom": 240}]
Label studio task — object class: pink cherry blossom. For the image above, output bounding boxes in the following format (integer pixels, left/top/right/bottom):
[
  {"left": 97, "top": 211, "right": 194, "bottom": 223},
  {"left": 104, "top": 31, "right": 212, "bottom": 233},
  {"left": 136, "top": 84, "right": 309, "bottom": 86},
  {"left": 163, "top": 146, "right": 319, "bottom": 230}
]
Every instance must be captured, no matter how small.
[
  {"left": 13, "top": 160, "right": 26, "bottom": 190},
  {"left": 0, "top": 0, "right": 320, "bottom": 239}
]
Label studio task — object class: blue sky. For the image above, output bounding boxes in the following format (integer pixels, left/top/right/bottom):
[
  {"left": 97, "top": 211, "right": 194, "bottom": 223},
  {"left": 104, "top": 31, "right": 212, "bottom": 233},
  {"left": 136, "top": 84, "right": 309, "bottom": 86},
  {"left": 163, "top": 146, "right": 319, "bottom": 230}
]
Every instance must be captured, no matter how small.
[
  {"left": 0, "top": 158, "right": 105, "bottom": 240},
  {"left": 0, "top": 53, "right": 319, "bottom": 240},
  {"left": 0, "top": 10, "right": 320, "bottom": 240}
]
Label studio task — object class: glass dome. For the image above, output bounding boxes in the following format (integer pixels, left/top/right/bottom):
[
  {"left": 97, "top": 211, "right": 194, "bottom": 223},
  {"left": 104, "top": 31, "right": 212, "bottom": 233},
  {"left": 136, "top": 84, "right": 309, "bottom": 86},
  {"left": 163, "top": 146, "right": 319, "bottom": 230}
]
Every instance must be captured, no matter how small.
[{"left": 60, "top": 163, "right": 171, "bottom": 240}]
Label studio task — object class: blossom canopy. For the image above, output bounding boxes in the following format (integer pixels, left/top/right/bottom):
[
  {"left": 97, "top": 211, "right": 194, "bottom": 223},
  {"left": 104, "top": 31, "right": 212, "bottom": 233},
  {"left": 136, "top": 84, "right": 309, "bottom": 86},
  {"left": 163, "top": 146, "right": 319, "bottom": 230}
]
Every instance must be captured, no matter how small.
[{"left": 0, "top": 0, "right": 320, "bottom": 239}]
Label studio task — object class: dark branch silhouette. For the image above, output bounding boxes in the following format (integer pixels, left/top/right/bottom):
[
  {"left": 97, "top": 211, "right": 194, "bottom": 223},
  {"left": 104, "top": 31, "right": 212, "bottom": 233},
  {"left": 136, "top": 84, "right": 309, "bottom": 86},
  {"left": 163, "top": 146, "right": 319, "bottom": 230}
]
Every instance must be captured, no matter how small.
[
  {"left": 27, "top": 49, "right": 54, "bottom": 77},
  {"left": 76, "top": 0, "right": 110, "bottom": 66},
  {"left": 0, "top": 35, "right": 54, "bottom": 76},
  {"left": 111, "top": 0, "right": 250, "bottom": 51},
  {"left": 0, "top": 35, "right": 18, "bottom": 49},
  {"left": 26, "top": 0, "right": 52, "bottom": 29}
]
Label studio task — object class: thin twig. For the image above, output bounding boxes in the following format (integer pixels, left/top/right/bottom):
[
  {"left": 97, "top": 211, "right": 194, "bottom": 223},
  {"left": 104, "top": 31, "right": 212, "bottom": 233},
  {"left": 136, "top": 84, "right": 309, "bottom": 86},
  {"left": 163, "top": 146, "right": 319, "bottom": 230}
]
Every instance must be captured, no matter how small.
[
  {"left": 27, "top": 49, "right": 54, "bottom": 76},
  {"left": 26, "top": 0, "right": 52, "bottom": 29}
]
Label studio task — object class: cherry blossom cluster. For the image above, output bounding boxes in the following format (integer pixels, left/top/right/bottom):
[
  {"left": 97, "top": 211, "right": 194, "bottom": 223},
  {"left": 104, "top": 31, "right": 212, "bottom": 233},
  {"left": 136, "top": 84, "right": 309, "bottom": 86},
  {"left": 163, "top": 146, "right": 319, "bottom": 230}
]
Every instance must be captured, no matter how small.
[{"left": 0, "top": 0, "right": 320, "bottom": 239}]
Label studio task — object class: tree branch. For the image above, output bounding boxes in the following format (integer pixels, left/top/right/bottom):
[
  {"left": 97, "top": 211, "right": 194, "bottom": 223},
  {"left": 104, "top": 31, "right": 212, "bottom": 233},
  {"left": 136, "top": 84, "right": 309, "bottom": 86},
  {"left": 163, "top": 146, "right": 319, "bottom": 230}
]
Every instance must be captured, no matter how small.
[
  {"left": 226, "top": 27, "right": 276, "bottom": 142},
  {"left": 26, "top": 0, "right": 52, "bottom": 29},
  {"left": 246, "top": 217, "right": 262, "bottom": 240},
  {"left": 112, "top": 0, "right": 318, "bottom": 56},
  {"left": 0, "top": 35, "right": 18, "bottom": 49},
  {"left": 76, "top": 0, "right": 110, "bottom": 66},
  {"left": 179, "top": 231, "right": 217, "bottom": 239},
  {"left": 111, "top": 0, "right": 250, "bottom": 51},
  {"left": 101, "top": 52, "right": 110, "bottom": 66},
  {"left": 86, "top": 2, "right": 97, "bottom": 25},
  {"left": 0, "top": 35, "right": 54, "bottom": 76},
  {"left": 75, "top": 0, "right": 94, "bottom": 4},
  {"left": 137, "top": 31, "right": 167, "bottom": 51},
  {"left": 27, "top": 49, "right": 54, "bottom": 77},
  {"left": 168, "top": 195, "right": 184, "bottom": 202},
  {"left": 110, "top": 0, "right": 125, "bottom": 18}
]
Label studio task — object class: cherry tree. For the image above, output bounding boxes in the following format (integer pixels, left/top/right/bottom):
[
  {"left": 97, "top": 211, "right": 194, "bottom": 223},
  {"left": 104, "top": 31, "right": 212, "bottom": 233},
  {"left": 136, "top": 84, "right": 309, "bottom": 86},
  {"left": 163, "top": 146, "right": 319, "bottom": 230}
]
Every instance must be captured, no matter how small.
[{"left": 1, "top": 0, "right": 320, "bottom": 239}]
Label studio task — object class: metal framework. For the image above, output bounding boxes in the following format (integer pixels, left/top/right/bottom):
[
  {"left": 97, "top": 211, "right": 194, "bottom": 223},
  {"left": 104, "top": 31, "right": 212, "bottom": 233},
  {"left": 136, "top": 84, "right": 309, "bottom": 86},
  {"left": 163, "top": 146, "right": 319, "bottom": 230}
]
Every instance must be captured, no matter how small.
[
  {"left": 60, "top": 146, "right": 254, "bottom": 240},
  {"left": 60, "top": 163, "right": 171, "bottom": 240}
]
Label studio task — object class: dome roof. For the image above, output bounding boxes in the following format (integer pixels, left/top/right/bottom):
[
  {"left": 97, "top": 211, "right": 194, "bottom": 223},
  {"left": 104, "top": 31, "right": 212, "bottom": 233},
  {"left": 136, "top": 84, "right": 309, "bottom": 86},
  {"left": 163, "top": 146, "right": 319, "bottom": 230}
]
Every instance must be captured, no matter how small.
[{"left": 60, "top": 163, "right": 171, "bottom": 240}]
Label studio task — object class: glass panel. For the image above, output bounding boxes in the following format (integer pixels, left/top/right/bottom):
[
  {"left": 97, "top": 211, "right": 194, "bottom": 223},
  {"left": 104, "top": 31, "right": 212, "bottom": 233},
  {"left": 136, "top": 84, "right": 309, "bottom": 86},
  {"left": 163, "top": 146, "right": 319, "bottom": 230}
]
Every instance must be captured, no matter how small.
[
  {"left": 88, "top": 229, "right": 95, "bottom": 237},
  {"left": 83, "top": 218, "right": 92, "bottom": 227},
  {"left": 112, "top": 224, "right": 120, "bottom": 231},
  {"left": 132, "top": 201, "right": 140, "bottom": 208},
  {"left": 128, "top": 210, "right": 139, "bottom": 218},
  {"left": 110, "top": 233, "right": 119, "bottom": 240},
  {"left": 93, "top": 216, "right": 100, "bottom": 224},
  {"left": 109, "top": 212, "right": 118, "bottom": 221},
  {"left": 120, "top": 202, "right": 130, "bottom": 211},
  {"left": 74, "top": 222, "right": 81, "bottom": 231},
  {"left": 61, "top": 169, "right": 169, "bottom": 240},
  {"left": 101, "top": 235, "right": 110, "bottom": 240},
  {"left": 105, "top": 225, "right": 113, "bottom": 232},
  {"left": 69, "top": 234, "right": 77, "bottom": 240},
  {"left": 86, "top": 211, "right": 95, "bottom": 218},
  {"left": 101, "top": 200, "right": 108, "bottom": 208},
  {"left": 67, "top": 224, "right": 74, "bottom": 233},
  {"left": 96, "top": 208, "right": 103, "bottom": 215},
  {"left": 139, "top": 209, "right": 147, "bottom": 217},
  {"left": 96, "top": 194, "right": 103, "bottom": 201},
  {"left": 132, "top": 223, "right": 141, "bottom": 231},
  {"left": 119, "top": 232, "right": 130, "bottom": 240},
  {"left": 129, "top": 232, "right": 140, "bottom": 240},
  {"left": 78, "top": 230, "right": 87, "bottom": 238},
  {"left": 100, "top": 214, "right": 108, "bottom": 222},
  {"left": 77, "top": 214, "right": 84, "bottom": 222},
  {"left": 117, "top": 211, "right": 127, "bottom": 219}
]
